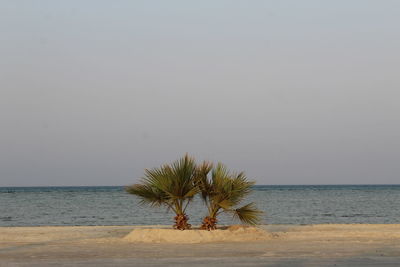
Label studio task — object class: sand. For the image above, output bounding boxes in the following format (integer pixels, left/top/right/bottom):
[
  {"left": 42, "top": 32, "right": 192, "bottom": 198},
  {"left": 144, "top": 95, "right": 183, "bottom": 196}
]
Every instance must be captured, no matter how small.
[
  {"left": 123, "top": 225, "right": 271, "bottom": 243},
  {"left": 1, "top": 224, "right": 400, "bottom": 266}
]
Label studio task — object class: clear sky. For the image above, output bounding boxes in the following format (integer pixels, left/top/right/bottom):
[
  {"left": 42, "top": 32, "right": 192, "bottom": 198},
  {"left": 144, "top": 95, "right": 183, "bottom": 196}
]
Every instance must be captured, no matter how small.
[{"left": 1, "top": 1, "right": 399, "bottom": 186}]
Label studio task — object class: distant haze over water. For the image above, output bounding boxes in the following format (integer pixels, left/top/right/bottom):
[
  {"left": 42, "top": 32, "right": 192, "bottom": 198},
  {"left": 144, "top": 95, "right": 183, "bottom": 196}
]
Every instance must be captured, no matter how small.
[
  {"left": 1, "top": 1, "right": 400, "bottom": 186},
  {"left": 1, "top": 185, "right": 399, "bottom": 226}
]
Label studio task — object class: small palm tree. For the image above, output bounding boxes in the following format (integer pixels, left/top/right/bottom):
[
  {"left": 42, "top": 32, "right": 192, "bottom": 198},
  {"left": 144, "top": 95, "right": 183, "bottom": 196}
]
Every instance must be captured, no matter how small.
[
  {"left": 197, "top": 163, "right": 262, "bottom": 230},
  {"left": 126, "top": 154, "right": 199, "bottom": 230}
]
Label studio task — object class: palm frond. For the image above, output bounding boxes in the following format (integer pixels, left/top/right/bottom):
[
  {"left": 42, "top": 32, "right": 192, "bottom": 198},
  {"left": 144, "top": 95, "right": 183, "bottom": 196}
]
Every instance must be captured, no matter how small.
[
  {"left": 126, "top": 154, "right": 200, "bottom": 216},
  {"left": 199, "top": 163, "right": 262, "bottom": 226},
  {"left": 217, "top": 199, "right": 235, "bottom": 210},
  {"left": 195, "top": 161, "right": 213, "bottom": 201},
  {"left": 231, "top": 202, "right": 263, "bottom": 225},
  {"left": 226, "top": 172, "right": 254, "bottom": 206},
  {"left": 125, "top": 184, "right": 167, "bottom": 207}
]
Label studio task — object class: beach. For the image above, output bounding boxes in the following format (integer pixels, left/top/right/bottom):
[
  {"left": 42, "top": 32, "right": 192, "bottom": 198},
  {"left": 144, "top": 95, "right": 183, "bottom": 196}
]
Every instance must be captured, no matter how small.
[{"left": 1, "top": 224, "right": 400, "bottom": 266}]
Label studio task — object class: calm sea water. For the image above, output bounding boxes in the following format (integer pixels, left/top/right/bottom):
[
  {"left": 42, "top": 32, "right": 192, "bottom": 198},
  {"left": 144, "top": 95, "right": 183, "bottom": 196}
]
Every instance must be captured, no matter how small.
[{"left": 1, "top": 185, "right": 399, "bottom": 226}]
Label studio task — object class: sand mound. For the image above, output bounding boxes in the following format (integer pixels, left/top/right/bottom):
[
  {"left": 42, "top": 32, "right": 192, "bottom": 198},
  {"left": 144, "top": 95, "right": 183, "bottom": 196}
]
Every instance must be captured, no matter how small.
[{"left": 123, "top": 225, "right": 270, "bottom": 243}]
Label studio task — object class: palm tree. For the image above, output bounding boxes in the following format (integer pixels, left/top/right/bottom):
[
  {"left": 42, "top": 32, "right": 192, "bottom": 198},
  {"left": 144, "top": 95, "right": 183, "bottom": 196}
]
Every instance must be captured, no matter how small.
[
  {"left": 197, "top": 163, "right": 262, "bottom": 230},
  {"left": 126, "top": 154, "right": 199, "bottom": 230}
]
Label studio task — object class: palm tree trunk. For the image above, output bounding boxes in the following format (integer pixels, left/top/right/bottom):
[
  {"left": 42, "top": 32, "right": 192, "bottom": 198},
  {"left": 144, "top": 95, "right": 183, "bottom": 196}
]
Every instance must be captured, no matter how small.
[
  {"left": 173, "top": 214, "right": 191, "bottom": 230},
  {"left": 200, "top": 216, "right": 217, "bottom": 230}
]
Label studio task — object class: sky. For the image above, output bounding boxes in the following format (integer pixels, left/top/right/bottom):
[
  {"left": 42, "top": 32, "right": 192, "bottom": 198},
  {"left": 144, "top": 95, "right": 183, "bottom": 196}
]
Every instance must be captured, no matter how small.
[{"left": 1, "top": 0, "right": 400, "bottom": 186}]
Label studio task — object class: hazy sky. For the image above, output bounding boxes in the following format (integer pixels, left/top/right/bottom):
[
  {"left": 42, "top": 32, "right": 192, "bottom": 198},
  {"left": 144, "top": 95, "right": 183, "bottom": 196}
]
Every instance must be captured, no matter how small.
[{"left": 1, "top": 1, "right": 400, "bottom": 186}]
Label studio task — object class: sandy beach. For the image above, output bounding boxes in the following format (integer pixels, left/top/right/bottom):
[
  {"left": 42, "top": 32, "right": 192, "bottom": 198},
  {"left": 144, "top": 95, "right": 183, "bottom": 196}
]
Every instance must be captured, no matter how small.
[{"left": 1, "top": 224, "right": 400, "bottom": 266}]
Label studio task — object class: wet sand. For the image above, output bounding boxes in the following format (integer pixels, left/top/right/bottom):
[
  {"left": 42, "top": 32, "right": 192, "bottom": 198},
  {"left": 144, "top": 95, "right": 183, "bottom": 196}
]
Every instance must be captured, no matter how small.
[{"left": 1, "top": 224, "right": 400, "bottom": 266}]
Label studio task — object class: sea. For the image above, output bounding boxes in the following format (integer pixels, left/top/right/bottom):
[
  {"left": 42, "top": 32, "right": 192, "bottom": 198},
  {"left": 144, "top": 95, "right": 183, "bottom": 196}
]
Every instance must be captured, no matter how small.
[{"left": 1, "top": 185, "right": 399, "bottom": 226}]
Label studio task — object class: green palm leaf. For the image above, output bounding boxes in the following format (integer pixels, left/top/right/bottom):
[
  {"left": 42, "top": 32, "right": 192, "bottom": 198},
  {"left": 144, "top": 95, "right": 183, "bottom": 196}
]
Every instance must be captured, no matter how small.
[
  {"left": 199, "top": 163, "right": 263, "bottom": 228},
  {"left": 232, "top": 202, "right": 263, "bottom": 225},
  {"left": 126, "top": 154, "right": 200, "bottom": 229}
]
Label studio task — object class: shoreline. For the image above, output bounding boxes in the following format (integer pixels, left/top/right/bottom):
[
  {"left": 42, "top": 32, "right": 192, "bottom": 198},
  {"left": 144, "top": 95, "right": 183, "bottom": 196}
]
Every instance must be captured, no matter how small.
[{"left": 0, "top": 223, "right": 400, "bottom": 229}]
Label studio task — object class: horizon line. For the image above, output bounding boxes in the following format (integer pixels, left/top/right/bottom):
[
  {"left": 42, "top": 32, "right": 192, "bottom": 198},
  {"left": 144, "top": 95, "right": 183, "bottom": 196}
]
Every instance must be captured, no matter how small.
[{"left": 1, "top": 184, "right": 400, "bottom": 188}]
